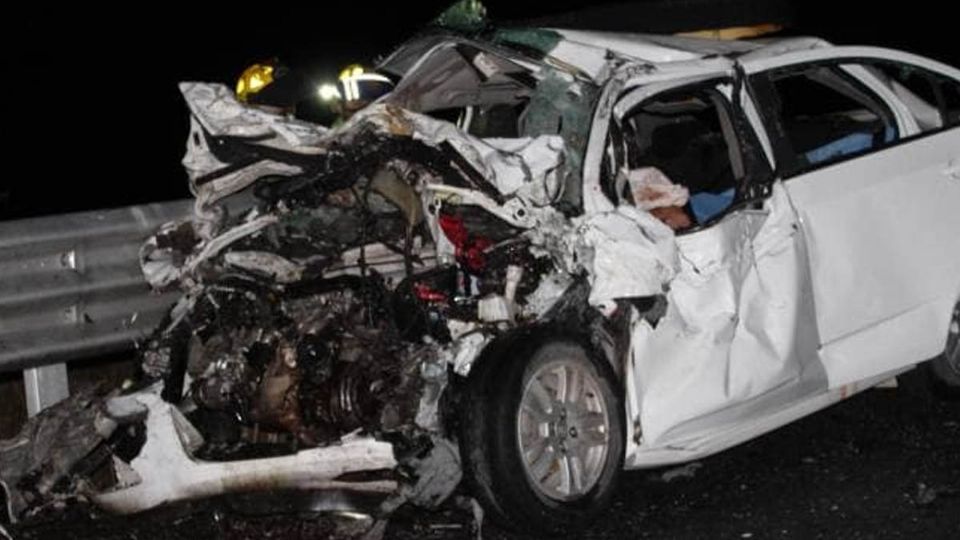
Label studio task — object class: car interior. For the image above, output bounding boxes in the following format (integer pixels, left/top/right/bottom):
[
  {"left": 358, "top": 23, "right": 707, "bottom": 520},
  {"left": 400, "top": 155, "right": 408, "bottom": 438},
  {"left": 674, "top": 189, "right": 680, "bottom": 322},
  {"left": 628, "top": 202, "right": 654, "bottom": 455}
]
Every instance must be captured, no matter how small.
[
  {"left": 765, "top": 66, "right": 899, "bottom": 175},
  {"left": 605, "top": 86, "right": 745, "bottom": 230}
]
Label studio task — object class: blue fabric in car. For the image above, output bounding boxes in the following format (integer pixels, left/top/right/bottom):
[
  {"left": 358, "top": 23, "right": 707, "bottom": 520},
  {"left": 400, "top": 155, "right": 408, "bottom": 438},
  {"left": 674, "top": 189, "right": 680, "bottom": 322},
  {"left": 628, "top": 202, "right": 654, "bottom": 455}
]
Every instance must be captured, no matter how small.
[
  {"left": 804, "top": 132, "right": 874, "bottom": 165},
  {"left": 884, "top": 125, "right": 896, "bottom": 143},
  {"left": 690, "top": 188, "right": 735, "bottom": 224}
]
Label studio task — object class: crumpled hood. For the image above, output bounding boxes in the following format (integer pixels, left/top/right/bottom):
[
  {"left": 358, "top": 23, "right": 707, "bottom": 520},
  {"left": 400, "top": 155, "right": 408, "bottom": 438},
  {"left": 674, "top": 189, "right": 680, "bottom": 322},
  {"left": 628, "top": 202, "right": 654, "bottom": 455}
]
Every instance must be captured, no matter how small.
[{"left": 180, "top": 82, "right": 566, "bottom": 218}]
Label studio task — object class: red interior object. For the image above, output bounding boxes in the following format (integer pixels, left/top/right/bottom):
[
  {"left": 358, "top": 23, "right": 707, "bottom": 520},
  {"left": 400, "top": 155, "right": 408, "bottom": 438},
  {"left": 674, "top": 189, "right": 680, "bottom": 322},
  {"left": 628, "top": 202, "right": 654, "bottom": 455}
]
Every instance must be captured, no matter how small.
[
  {"left": 413, "top": 282, "right": 448, "bottom": 303},
  {"left": 438, "top": 213, "right": 492, "bottom": 272}
]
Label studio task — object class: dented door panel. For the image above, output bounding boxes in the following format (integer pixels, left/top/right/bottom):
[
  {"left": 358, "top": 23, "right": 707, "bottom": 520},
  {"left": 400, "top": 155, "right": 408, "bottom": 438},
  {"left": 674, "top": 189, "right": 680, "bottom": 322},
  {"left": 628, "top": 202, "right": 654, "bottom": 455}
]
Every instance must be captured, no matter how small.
[{"left": 625, "top": 183, "right": 828, "bottom": 465}]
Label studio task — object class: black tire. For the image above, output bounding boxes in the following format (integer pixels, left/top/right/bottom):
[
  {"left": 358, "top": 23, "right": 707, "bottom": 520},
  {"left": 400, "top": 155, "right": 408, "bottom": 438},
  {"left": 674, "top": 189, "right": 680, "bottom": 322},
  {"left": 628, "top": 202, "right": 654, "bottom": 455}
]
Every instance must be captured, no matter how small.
[
  {"left": 459, "top": 335, "right": 625, "bottom": 536},
  {"left": 928, "top": 301, "right": 960, "bottom": 398}
]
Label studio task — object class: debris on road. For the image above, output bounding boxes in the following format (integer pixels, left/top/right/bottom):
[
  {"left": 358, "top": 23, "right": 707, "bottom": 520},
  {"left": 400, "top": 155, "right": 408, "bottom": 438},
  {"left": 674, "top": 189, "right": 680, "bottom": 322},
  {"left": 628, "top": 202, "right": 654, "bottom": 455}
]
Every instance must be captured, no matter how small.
[{"left": 659, "top": 462, "right": 703, "bottom": 483}]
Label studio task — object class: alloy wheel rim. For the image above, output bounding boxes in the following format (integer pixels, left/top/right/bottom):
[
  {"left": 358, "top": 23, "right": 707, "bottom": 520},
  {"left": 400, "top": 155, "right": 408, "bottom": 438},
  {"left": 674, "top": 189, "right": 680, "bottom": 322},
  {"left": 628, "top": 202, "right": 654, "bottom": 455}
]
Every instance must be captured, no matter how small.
[{"left": 516, "top": 358, "right": 611, "bottom": 501}]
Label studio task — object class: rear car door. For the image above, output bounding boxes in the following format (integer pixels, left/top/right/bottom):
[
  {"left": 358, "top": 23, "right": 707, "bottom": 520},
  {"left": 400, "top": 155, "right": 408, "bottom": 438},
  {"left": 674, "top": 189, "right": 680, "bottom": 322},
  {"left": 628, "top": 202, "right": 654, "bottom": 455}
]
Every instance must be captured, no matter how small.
[{"left": 742, "top": 47, "right": 960, "bottom": 388}]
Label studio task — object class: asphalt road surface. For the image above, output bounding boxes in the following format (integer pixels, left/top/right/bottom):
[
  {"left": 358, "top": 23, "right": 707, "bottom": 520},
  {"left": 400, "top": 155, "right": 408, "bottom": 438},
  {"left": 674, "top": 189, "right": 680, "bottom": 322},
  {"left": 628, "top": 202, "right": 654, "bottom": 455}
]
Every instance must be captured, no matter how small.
[{"left": 8, "top": 369, "right": 959, "bottom": 540}]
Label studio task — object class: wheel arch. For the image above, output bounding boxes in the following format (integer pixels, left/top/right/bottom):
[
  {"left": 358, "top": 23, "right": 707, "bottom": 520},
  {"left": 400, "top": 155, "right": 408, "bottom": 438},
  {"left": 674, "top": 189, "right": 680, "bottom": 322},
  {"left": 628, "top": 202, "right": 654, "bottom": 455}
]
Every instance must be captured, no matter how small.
[{"left": 462, "top": 321, "right": 624, "bottom": 389}]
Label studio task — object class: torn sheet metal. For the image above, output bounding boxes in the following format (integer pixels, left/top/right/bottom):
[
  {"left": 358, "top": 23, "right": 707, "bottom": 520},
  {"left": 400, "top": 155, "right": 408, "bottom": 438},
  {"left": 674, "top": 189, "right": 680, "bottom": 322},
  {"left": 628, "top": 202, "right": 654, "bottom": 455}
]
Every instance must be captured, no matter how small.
[
  {"left": 139, "top": 219, "right": 198, "bottom": 289},
  {"left": 521, "top": 271, "right": 575, "bottom": 319},
  {"left": 421, "top": 180, "right": 679, "bottom": 313},
  {"left": 184, "top": 116, "right": 302, "bottom": 218},
  {"left": 180, "top": 83, "right": 329, "bottom": 220},
  {"left": 224, "top": 251, "right": 304, "bottom": 284},
  {"left": 565, "top": 205, "right": 678, "bottom": 310},
  {"left": 550, "top": 30, "right": 712, "bottom": 76},
  {"left": 445, "top": 327, "right": 493, "bottom": 377},
  {"left": 483, "top": 137, "right": 565, "bottom": 205},
  {"left": 350, "top": 104, "right": 568, "bottom": 207}
]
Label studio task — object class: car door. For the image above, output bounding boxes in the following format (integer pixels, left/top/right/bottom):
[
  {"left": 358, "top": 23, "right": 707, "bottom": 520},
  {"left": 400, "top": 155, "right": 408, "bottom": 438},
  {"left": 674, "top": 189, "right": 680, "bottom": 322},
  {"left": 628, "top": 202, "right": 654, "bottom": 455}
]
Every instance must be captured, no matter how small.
[
  {"left": 586, "top": 68, "right": 837, "bottom": 458},
  {"left": 742, "top": 47, "right": 960, "bottom": 388}
]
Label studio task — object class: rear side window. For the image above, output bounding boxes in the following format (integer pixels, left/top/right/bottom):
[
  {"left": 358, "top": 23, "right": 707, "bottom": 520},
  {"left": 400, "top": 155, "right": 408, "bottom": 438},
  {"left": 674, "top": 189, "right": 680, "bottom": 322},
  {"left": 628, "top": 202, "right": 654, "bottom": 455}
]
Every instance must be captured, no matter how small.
[
  {"left": 752, "top": 65, "right": 899, "bottom": 177},
  {"left": 865, "top": 61, "right": 960, "bottom": 132}
]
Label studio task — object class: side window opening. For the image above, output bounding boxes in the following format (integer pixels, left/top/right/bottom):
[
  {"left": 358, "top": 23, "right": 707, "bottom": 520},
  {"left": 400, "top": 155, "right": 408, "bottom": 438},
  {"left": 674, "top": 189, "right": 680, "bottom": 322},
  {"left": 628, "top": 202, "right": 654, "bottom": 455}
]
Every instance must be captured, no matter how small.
[
  {"left": 757, "top": 66, "right": 899, "bottom": 177},
  {"left": 606, "top": 85, "right": 746, "bottom": 231}
]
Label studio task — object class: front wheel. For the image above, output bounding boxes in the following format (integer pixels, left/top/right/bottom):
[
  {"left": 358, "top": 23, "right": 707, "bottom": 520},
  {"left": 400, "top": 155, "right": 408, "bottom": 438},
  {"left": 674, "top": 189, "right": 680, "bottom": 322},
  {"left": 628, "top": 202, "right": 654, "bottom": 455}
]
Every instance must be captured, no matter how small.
[{"left": 459, "top": 338, "right": 625, "bottom": 535}]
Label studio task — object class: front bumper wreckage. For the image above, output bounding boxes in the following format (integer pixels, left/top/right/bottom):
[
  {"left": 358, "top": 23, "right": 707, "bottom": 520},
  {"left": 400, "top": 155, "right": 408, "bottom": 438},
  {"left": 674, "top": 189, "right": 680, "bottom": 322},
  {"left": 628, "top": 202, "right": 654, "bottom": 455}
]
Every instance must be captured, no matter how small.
[
  {"left": 89, "top": 391, "right": 398, "bottom": 514},
  {"left": 0, "top": 81, "right": 677, "bottom": 530}
]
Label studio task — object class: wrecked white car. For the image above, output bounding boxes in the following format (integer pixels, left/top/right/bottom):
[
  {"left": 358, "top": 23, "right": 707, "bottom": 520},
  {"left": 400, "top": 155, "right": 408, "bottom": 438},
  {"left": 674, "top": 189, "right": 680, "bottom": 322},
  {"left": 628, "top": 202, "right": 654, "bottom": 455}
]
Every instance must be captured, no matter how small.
[{"left": 3, "top": 24, "right": 960, "bottom": 537}]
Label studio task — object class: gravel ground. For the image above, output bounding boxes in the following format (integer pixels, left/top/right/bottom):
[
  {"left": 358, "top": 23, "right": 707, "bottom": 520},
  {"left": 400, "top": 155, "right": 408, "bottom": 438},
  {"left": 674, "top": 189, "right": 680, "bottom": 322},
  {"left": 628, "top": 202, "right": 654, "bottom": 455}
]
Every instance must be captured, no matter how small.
[{"left": 8, "top": 369, "right": 959, "bottom": 540}]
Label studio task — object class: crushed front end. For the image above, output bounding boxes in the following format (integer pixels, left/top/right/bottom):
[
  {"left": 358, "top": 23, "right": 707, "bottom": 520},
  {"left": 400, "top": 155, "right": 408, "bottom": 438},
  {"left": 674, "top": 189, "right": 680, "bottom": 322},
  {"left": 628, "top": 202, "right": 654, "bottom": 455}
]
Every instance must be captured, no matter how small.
[{"left": 1, "top": 47, "right": 678, "bottom": 528}]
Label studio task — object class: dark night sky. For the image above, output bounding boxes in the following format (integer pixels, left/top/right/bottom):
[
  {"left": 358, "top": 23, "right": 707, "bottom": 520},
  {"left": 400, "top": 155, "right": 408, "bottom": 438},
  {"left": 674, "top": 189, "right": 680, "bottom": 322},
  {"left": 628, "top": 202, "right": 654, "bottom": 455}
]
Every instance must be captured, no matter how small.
[{"left": 4, "top": 0, "right": 957, "bottom": 220}]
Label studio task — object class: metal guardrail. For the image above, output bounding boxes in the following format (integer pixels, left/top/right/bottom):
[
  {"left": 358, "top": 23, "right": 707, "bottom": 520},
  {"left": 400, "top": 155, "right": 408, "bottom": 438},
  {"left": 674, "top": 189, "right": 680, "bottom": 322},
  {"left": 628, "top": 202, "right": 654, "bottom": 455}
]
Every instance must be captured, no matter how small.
[{"left": 0, "top": 200, "right": 192, "bottom": 414}]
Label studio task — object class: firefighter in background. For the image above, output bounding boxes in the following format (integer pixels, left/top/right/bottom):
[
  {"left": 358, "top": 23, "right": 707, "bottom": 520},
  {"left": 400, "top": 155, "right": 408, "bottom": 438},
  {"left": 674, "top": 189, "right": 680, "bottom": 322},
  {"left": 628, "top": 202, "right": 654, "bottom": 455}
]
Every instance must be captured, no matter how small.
[
  {"left": 330, "top": 64, "right": 395, "bottom": 125},
  {"left": 236, "top": 61, "right": 394, "bottom": 127},
  {"left": 235, "top": 59, "right": 308, "bottom": 116}
]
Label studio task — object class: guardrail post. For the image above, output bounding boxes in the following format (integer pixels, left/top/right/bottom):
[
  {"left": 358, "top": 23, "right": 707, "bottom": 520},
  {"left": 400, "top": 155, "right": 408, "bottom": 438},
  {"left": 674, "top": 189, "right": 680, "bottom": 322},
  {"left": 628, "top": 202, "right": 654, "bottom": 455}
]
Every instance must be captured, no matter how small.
[{"left": 22, "top": 363, "right": 69, "bottom": 416}]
